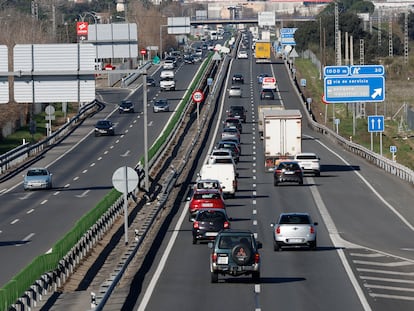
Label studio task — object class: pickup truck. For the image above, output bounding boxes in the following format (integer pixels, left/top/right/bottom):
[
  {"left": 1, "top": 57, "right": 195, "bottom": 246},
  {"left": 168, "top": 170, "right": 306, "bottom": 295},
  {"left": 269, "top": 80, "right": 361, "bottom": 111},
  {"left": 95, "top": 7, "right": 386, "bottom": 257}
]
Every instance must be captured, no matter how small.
[{"left": 294, "top": 152, "right": 321, "bottom": 176}]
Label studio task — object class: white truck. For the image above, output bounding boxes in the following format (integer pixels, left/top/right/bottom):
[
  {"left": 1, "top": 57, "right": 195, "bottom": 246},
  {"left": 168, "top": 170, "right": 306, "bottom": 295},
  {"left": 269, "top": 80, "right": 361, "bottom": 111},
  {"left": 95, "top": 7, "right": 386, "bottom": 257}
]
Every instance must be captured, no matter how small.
[
  {"left": 263, "top": 109, "right": 302, "bottom": 172},
  {"left": 160, "top": 70, "right": 176, "bottom": 91},
  {"left": 258, "top": 104, "right": 284, "bottom": 139},
  {"left": 198, "top": 163, "right": 238, "bottom": 198}
]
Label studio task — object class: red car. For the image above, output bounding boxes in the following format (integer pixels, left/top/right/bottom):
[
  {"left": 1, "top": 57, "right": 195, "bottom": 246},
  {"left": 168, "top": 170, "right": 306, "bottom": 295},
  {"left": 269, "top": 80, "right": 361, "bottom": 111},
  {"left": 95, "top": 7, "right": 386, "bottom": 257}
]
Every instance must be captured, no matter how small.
[{"left": 188, "top": 189, "right": 225, "bottom": 221}]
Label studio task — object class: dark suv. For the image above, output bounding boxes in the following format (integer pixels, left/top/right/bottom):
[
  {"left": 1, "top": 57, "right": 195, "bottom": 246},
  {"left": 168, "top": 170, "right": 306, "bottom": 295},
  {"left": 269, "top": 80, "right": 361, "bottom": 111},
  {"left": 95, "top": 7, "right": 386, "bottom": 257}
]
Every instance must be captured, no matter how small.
[
  {"left": 227, "top": 105, "right": 247, "bottom": 123},
  {"left": 208, "top": 229, "right": 262, "bottom": 283},
  {"left": 118, "top": 100, "right": 135, "bottom": 113}
]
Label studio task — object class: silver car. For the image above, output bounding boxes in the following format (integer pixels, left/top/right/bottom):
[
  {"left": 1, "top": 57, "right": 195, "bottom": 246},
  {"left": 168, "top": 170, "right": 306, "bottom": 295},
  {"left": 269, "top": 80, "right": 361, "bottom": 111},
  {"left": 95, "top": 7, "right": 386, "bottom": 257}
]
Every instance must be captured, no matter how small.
[
  {"left": 153, "top": 99, "right": 170, "bottom": 113},
  {"left": 23, "top": 167, "right": 52, "bottom": 190},
  {"left": 271, "top": 213, "right": 317, "bottom": 251},
  {"left": 228, "top": 86, "right": 242, "bottom": 98}
]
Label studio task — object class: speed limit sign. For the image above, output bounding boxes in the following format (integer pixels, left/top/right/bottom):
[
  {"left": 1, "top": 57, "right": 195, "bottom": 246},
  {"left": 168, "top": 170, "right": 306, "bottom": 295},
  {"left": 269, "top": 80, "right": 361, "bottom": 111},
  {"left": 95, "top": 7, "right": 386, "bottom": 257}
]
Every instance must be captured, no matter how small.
[{"left": 192, "top": 90, "right": 204, "bottom": 103}]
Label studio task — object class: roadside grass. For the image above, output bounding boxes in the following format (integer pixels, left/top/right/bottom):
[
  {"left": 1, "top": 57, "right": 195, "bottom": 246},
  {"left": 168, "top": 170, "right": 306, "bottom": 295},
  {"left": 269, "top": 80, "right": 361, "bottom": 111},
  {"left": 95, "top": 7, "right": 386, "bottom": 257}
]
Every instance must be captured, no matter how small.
[
  {"left": 0, "top": 103, "right": 78, "bottom": 155},
  {"left": 295, "top": 57, "right": 414, "bottom": 170}
]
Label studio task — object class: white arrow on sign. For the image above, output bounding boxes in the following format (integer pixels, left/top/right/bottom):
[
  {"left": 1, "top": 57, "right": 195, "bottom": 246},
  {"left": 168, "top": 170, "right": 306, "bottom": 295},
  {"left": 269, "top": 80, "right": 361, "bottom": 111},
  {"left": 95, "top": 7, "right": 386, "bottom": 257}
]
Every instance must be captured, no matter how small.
[{"left": 371, "top": 88, "right": 382, "bottom": 99}]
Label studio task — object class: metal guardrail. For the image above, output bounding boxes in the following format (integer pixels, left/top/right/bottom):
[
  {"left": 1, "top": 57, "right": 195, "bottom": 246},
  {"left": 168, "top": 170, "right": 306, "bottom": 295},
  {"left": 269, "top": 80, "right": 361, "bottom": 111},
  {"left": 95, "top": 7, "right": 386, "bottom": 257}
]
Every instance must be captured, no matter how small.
[
  {"left": 290, "top": 70, "right": 414, "bottom": 185},
  {"left": 8, "top": 52, "right": 220, "bottom": 311},
  {"left": 0, "top": 100, "right": 101, "bottom": 180}
]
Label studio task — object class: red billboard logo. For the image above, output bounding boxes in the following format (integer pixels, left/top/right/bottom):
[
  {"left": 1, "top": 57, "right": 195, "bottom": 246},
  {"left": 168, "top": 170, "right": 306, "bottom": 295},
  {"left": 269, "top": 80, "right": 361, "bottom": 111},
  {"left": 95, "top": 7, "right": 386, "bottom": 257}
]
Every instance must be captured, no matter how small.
[{"left": 77, "top": 22, "right": 89, "bottom": 36}]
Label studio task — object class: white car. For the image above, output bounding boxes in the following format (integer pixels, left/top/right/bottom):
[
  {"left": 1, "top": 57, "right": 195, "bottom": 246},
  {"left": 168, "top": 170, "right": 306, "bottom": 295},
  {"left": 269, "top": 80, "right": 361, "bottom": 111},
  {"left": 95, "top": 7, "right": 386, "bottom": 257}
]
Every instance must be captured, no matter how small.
[
  {"left": 228, "top": 86, "right": 242, "bottom": 98},
  {"left": 237, "top": 50, "right": 248, "bottom": 59},
  {"left": 23, "top": 167, "right": 53, "bottom": 190},
  {"left": 294, "top": 152, "right": 321, "bottom": 176}
]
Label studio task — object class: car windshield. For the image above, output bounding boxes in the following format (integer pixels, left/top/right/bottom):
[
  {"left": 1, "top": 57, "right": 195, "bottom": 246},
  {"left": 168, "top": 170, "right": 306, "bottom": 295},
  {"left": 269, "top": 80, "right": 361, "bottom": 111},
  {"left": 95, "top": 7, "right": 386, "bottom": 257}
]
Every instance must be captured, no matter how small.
[
  {"left": 197, "top": 181, "right": 219, "bottom": 189},
  {"left": 121, "top": 101, "right": 132, "bottom": 107},
  {"left": 279, "top": 214, "right": 311, "bottom": 225},
  {"left": 27, "top": 169, "right": 48, "bottom": 176},
  {"left": 97, "top": 121, "right": 110, "bottom": 126}
]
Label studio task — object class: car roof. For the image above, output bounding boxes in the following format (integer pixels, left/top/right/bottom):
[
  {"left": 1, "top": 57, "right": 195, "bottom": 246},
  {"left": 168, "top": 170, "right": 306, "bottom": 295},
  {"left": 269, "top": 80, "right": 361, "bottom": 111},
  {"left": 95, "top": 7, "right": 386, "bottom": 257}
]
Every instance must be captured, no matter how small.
[
  {"left": 217, "top": 229, "right": 253, "bottom": 236},
  {"left": 193, "top": 188, "right": 222, "bottom": 194},
  {"left": 296, "top": 152, "right": 317, "bottom": 156},
  {"left": 279, "top": 212, "right": 310, "bottom": 216}
]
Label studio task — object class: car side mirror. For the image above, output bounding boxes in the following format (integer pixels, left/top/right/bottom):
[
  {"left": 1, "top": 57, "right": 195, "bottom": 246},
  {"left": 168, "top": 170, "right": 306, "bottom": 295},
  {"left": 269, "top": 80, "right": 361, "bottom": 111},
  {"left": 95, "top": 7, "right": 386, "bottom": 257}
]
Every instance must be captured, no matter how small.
[
  {"left": 314, "top": 222, "right": 318, "bottom": 226},
  {"left": 208, "top": 242, "right": 214, "bottom": 249},
  {"left": 256, "top": 241, "right": 263, "bottom": 249}
]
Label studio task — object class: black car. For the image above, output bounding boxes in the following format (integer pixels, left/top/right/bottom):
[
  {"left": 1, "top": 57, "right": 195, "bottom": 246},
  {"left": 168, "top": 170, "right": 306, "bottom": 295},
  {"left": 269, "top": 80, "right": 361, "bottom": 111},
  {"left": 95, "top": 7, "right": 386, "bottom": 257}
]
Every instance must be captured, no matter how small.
[
  {"left": 274, "top": 161, "right": 304, "bottom": 186},
  {"left": 184, "top": 55, "right": 195, "bottom": 64},
  {"left": 147, "top": 77, "right": 156, "bottom": 86},
  {"left": 260, "top": 89, "right": 275, "bottom": 100},
  {"left": 223, "top": 117, "right": 242, "bottom": 133},
  {"left": 208, "top": 229, "right": 262, "bottom": 283},
  {"left": 94, "top": 120, "right": 114, "bottom": 136},
  {"left": 227, "top": 105, "right": 247, "bottom": 123},
  {"left": 192, "top": 209, "right": 230, "bottom": 244},
  {"left": 232, "top": 74, "right": 244, "bottom": 84},
  {"left": 118, "top": 100, "right": 134, "bottom": 113}
]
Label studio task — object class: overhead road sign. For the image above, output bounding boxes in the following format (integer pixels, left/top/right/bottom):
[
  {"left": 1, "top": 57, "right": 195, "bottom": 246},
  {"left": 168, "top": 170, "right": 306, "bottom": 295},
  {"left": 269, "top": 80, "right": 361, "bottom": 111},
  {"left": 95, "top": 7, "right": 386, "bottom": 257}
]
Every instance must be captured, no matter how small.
[
  {"left": 280, "top": 28, "right": 297, "bottom": 46},
  {"left": 324, "top": 76, "right": 385, "bottom": 103},
  {"left": 324, "top": 66, "right": 349, "bottom": 77},
  {"left": 14, "top": 44, "right": 95, "bottom": 103},
  {"left": 168, "top": 17, "right": 191, "bottom": 34},
  {"left": 368, "top": 115, "right": 384, "bottom": 132},
  {"left": 258, "top": 12, "right": 275, "bottom": 26},
  {"left": 350, "top": 65, "right": 385, "bottom": 76},
  {"left": 0, "top": 45, "right": 8, "bottom": 103}
]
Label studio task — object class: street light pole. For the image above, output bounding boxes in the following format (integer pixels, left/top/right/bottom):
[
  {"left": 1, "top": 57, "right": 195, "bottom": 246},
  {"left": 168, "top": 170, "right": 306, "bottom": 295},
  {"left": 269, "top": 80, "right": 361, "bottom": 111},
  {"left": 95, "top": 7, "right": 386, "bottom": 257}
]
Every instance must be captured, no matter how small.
[
  {"left": 160, "top": 24, "right": 167, "bottom": 60},
  {"left": 80, "top": 12, "right": 99, "bottom": 64}
]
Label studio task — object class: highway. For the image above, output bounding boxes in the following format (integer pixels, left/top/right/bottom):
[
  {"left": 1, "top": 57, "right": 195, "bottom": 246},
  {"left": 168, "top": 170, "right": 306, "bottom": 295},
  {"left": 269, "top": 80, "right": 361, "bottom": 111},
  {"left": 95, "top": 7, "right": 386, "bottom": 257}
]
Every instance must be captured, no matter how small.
[
  {"left": 113, "top": 39, "right": 414, "bottom": 310},
  {"left": 2, "top": 33, "right": 414, "bottom": 311},
  {"left": 0, "top": 56, "right": 202, "bottom": 288}
]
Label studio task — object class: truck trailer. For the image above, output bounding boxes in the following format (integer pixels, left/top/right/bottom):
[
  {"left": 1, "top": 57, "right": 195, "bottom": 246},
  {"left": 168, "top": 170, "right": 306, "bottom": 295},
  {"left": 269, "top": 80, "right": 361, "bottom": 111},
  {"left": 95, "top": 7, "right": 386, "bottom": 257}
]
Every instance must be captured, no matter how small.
[
  {"left": 254, "top": 40, "right": 271, "bottom": 63},
  {"left": 263, "top": 109, "right": 302, "bottom": 172}
]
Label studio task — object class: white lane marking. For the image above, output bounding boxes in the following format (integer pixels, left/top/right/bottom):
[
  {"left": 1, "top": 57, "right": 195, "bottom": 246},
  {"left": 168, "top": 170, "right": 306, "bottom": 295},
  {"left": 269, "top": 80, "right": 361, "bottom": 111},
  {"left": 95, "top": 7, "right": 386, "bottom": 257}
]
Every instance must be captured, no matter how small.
[
  {"left": 73, "top": 177, "right": 79, "bottom": 181},
  {"left": 97, "top": 157, "right": 103, "bottom": 161},
  {"left": 82, "top": 169, "right": 88, "bottom": 174},
  {"left": 110, "top": 145, "right": 114, "bottom": 149},
  {"left": 0, "top": 189, "right": 6, "bottom": 194},
  {"left": 76, "top": 190, "right": 90, "bottom": 198},
  {"left": 116, "top": 139, "right": 120, "bottom": 143},
  {"left": 252, "top": 200, "right": 257, "bottom": 205},
  {"left": 45, "top": 248, "right": 52, "bottom": 254},
  {"left": 369, "top": 292, "right": 414, "bottom": 301},
  {"left": 253, "top": 191, "right": 257, "bottom": 196},
  {"left": 350, "top": 252, "right": 385, "bottom": 258},
  {"left": 20, "top": 193, "right": 32, "bottom": 200},
  {"left": 104, "top": 151, "right": 109, "bottom": 155},
  {"left": 11, "top": 219, "right": 19, "bottom": 225},
  {"left": 255, "top": 284, "right": 261, "bottom": 293},
  {"left": 357, "top": 268, "right": 414, "bottom": 276},
  {"left": 361, "top": 276, "right": 414, "bottom": 284},
  {"left": 90, "top": 163, "right": 96, "bottom": 167},
  {"left": 136, "top": 202, "right": 189, "bottom": 311},
  {"left": 27, "top": 209, "right": 35, "bottom": 214},
  {"left": 353, "top": 260, "right": 413, "bottom": 267},
  {"left": 312, "top": 136, "right": 414, "bottom": 231},
  {"left": 53, "top": 191, "right": 59, "bottom": 196},
  {"left": 64, "top": 184, "right": 70, "bottom": 188},
  {"left": 40, "top": 200, "right": 47, "bottom": 205},
  {"left": 22, "top": 233, "right": 35, "bottom": 242},
  {"left": 253, "top": 220, "right": 258, "bottom": 226},
  {"left": 309, "top": 178, "right": 371, "bottom": 310}
]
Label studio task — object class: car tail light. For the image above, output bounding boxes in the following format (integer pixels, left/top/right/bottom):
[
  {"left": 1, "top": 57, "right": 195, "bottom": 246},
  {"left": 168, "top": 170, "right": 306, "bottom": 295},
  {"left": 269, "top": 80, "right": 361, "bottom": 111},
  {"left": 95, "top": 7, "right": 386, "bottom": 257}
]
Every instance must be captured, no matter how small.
[
  {"left": 276, "top": 226, "right": 281, "bottom": 234},
  {"left": 223, "top": 221, "right": 230, "bottom": 229},
  {"left": 310, "top": 226, "right": 315, "bottom": 234},
  {"left": 193, "top": 221, "right": 199, "bottom": 229},
  {"left": 233, "top": 179, "right": 237, "bottom": 189},
  {"left": 295, "top": 170, "right": 302, "bottom": 173},
  {"left": 254, "top": 253, "right": 260, "bottom": 264},
  {"left": 212, "top": 253, "right": 217, "bottom": 263},
  {"left": 275, "top": 169, "right": 282, "bottom": 174}
]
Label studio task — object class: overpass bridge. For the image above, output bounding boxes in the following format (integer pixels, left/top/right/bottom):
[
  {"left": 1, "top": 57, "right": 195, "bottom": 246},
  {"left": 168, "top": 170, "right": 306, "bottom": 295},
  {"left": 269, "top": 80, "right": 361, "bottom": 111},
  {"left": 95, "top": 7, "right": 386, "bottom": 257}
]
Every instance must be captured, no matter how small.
[{"left": 189, "top": 16, "right": 316, "bottom": 26}]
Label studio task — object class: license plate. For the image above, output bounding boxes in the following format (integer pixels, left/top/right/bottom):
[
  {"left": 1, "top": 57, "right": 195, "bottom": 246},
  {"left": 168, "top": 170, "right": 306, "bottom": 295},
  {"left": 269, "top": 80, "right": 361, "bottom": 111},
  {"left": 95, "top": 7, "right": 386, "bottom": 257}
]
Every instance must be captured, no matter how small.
[
  {"left": 205, "top": 232, "right": 218, "bottom": 237},
  {"left": 289, "top": 238, "right": 303, "bottom": 243},
  {"left": 217, "top": 256, "right": 228, "bottom": 264},
  {"left": 202, "top": 203, "right": 213, "bottom": 207},
  {"left": 284, "top": 171, "right": 295, "bottom": 175}
]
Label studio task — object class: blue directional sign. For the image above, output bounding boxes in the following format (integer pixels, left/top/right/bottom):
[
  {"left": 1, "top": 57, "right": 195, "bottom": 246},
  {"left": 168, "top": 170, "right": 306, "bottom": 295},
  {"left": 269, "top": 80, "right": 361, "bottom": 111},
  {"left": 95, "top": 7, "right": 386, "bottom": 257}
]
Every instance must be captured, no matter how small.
[
  {"left": 280, "top": 28, "right": 297, "bottom": 45},
  {"left": 324, "top": 76, "right": 385, "bottom": 103},
  {"left": 350, "top": 65, "right": 385, "bottom": 76},
  {"left": 368, "top": 115, "right": 384, "bottom": 132},
  {"left": 390, "top": 145, "right": 397, "bottom": 153},
  {"left": 280, "top": 28, "right": 297, "bottom": 34},
  {"left": 324, "top": 66, "right": 350, "bottom": 77}
]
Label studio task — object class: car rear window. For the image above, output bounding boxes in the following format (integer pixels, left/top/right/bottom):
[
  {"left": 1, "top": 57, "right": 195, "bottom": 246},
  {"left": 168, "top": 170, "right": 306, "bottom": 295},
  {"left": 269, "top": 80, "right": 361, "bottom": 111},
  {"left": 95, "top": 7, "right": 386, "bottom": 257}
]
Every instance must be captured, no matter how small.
[
  {"left": 198, "top": 211, "right": 226, "bottom": 221},
  {"left": 279, "top": 214, "right": 311, "bottom": 225},
  {"left": 218, "top": 236, "right": 252, "bottom": 249},
  {"left": 296, "top": 155, "right": 317, "bottom": 160},
  {"left": 193, "top": 193, "right": 221, "bottom": 200}
]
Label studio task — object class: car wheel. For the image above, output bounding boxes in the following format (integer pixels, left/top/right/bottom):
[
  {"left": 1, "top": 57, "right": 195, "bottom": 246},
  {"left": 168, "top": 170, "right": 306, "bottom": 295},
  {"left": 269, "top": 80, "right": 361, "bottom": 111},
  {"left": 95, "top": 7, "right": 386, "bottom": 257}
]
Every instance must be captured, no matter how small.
[
  {"left": 231, "top": 244, "right": 252, "bottom": 266},
  {"left": 310, "top": 240, "right": 317, "bottom": 250},
  {"left": 299, "top": 179, "right": 303, "bottom": 185},
  {"left": 252, "top": 271, "right": 260, "bottom": 283},
  {"left": 211, "top": 271, "right": 218, "bottom": 283},
  {"left": 273, "top": 241, "right": 281, "bottom": 251},
  {"left": 315, "top": 171, "right": 320, "bottom": 177},
  {"left": 273, "top": 179, "right": 278, "bottom": 186},
  {"left": 192, "top": 237, "right": 197, "bottom": 245}
]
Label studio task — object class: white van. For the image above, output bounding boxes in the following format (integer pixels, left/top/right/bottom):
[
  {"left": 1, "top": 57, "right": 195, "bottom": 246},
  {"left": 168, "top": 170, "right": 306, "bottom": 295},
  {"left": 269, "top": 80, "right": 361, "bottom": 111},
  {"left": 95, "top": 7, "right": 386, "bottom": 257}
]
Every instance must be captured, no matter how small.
[
  {"left": 160, "top": 70, "right": 174, "bottom": 79},
  {"left": 198, "top": 163, "right": 238, "bottom": 198}
]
